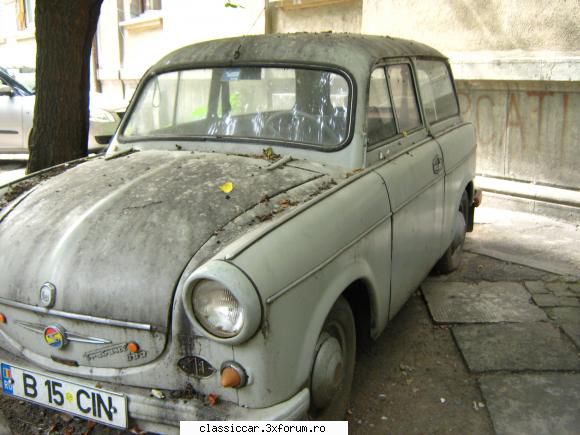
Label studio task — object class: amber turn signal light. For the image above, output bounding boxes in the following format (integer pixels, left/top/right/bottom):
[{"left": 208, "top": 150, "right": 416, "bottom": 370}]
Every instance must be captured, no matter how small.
[
  {"left": 127, "top": 342, "right": 139, "bottom": 353},
  {"left": 0, "top": 313, "right": 6, "bottom": 324},
  {"left": 220, "top": 367, "right": 241, "bottom": 388},
  {"left": 220, "top": 362, "right": 247, "bottom": 389}
]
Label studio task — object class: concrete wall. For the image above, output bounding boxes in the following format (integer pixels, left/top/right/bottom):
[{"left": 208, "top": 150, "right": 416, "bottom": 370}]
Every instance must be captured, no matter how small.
[
  {"left": 270, "top": 0, "right": 362, "bottom": 33},
  {"left": 457, "top": 81, "right": 579, "bottom": 189},
  {"left": 358, "top": 0, "right": 580, "bottom": 191},
  {"left": 362, "top": 0, "right": 579, "bottom": 52}
]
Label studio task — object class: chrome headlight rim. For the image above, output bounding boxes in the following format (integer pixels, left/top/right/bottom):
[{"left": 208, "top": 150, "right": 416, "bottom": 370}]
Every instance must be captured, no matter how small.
[{"left": 182, "top": 261, "right": 262, "bottom": 345}]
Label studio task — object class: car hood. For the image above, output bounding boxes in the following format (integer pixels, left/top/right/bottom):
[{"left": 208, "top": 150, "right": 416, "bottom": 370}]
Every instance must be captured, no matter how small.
[{"left": 0, "top": 150, "right": 322, "bottom": 330}]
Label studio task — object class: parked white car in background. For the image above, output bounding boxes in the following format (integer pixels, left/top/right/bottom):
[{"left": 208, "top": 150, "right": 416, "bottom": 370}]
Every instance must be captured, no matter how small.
[{"left": 0, "top": 67, "right": 123, "bottom": 154}]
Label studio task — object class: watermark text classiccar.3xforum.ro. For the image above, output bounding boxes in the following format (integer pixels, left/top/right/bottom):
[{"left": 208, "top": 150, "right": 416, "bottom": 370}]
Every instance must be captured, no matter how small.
[{"left": 181, "top": 421, "right": 348, "bottom": 434}]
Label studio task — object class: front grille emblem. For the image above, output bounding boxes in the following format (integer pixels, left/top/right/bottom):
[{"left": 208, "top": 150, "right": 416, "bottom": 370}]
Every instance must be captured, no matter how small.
[
  {"left": 39, "top": 282, "right": 56, "bottom": 308},
  {"left": 43, "top": 324, "right": 68, "bottom": 349}
]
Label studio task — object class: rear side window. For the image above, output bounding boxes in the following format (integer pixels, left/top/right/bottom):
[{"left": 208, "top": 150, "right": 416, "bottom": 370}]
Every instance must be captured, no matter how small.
[
  {"left": 386, "top": 64, "right": 422, "bottom": 133},
  {"left": 415, "top": 60, "right": 459, "bottom": 124},
  {"left": 366, "top": 68, "right": 396, "bottom": 144}
]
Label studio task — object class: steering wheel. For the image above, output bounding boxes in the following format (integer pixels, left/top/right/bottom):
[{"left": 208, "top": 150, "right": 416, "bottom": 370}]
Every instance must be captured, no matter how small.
[{"left": 264, "top": 111, "right": 341, "bottom": 144}]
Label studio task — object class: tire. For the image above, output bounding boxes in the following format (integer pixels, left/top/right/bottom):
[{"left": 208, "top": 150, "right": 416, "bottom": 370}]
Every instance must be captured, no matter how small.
[
  {"left": 309, "top": 297, "right": 356, "bottom": 420},
  {"left": 435, "top": 191, "right": 468, "bottom": 274}
]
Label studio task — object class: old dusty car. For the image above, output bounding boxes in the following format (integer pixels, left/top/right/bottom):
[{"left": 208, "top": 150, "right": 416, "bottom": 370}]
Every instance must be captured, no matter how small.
[
  {"left": 0, "top": 67, "right": 123, "bottom": 154},
  {"left": 0, "top": 34, "right": 476, "bottom": 432}
]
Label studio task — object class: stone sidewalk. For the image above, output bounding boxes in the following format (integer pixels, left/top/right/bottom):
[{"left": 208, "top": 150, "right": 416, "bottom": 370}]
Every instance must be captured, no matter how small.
[{"left": 422, "top": 206, "right": 580, "bottom": 435}]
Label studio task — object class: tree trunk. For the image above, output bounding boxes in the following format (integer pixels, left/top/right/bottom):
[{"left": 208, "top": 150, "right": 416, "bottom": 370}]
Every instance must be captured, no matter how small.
[{"left": 27, "top": 0, "right": 103, "bottom": 174}]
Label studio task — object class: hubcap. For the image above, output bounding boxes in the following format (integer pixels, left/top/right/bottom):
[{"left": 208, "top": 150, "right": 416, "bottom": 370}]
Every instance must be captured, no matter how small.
[{"left": 311, "top": 332, "right": 344, "bottom": 409}]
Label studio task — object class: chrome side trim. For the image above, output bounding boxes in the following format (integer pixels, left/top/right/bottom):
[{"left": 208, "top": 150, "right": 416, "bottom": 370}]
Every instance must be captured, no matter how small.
[
  {"left": 15, "top": 321, "right": 112, "bottom": 345},
  {"left": 0, "top": 298, "right": 154, "bottom": 331},
  {"left": 14, "top": 321, "right": 44, "bottom": 334}
]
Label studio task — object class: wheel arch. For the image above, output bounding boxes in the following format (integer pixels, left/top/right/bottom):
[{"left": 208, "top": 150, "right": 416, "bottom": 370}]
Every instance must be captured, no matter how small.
[
  {"left": 465, "top": 180, "right": 475, "bottom": 231},
  {"left": 342, "top": 279, "right": 375, "bottom": 352}
]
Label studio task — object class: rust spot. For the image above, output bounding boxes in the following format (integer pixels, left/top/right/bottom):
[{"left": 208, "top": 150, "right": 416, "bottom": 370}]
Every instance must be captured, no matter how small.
[{"left": 207, "top": 393, "right": 219, "bottom": 406}]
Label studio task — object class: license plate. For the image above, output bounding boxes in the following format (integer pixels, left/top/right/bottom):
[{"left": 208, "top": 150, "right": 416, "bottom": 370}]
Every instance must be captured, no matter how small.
[{"left": 1, "top": 362, "right": 127, "bottom": 429}]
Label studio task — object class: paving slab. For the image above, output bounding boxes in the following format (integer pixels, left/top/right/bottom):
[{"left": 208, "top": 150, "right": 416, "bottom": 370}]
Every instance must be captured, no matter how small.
[
  {"left": 466, "top": 207, "right": 580, "bottom": 278},
  {"left": 480, "top": 374, "right": 580, "bottom": 435},
  {"left": 561, "top": 323, "right": 580, "bottom": 349},
  {"left": 546, "top": 282, "right": 579, "bottom": 295},
  {"left": 524, "top": 280, "right": 549, "bottom": 294},
  {"left": 558, "top": 297, "right": 580, "bottom": 307},
  {"left": 545, "top": 307, "right": 580, "bottom": 323},
  {"left": 452, "top": 323, "right": 580, "bottom": 372},
  {"left": 422, "top": 281, "right": 547, "bottom": 323},
  {"left": 531, "top": 294, "right": 560, "bottom": 307}
]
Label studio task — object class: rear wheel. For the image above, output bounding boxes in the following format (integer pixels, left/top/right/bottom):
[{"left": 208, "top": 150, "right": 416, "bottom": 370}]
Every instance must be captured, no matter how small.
[
  {"left": 309, "top": 297, "right": 356, "bottom": 420},
  {"left": 435, "top": 191, "right": 468, "bottom": 274}
]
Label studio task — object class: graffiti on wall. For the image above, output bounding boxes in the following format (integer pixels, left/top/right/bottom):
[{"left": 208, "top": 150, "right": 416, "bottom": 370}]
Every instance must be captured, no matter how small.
[{"left": 456, "top": 84, "right": 579, "bottom": 189}]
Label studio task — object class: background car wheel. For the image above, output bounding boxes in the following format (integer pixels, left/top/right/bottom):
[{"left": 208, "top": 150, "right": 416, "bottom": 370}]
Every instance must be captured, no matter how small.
[
  {"left": 309, "top": 296, "right": 356, "bottom": 420},
  {"left": 435, "top": 191, "right": 469, "bottom": 274}
]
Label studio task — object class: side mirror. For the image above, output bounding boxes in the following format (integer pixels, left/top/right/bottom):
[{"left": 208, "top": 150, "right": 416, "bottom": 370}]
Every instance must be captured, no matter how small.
[{"left": 0, "top": 85, "right": 14, "bottom": 97}]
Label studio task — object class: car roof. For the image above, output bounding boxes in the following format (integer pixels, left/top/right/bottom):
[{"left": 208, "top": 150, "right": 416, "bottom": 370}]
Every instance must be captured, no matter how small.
[{"left": 151, "top": 33, "right": 446, "bottom": 79}]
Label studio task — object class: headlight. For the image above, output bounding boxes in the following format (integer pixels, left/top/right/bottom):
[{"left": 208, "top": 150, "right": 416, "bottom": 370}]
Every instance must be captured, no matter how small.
[
  {"left": 90, "top": 108, "right": 115, "bottom": 123},
  {"left": 182, "top": 261, "right": 262, "bottom": 344},
  {"left": 192, "top": 280, "right": 244, "bottom": 338}
]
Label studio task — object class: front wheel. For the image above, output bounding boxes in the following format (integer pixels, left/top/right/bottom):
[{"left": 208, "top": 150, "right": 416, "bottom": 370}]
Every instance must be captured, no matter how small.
[
  {"left": 309, "top": 297, "right": 356, "bottom": 420},
  {"left": 435, "top": 191, "right": 469, "bottom": 274}
]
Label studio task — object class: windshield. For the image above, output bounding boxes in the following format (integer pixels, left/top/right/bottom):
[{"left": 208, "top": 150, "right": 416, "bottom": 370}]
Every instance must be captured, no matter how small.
[{"left": 121, "top": 67, "right": 350, "bottom": 148}]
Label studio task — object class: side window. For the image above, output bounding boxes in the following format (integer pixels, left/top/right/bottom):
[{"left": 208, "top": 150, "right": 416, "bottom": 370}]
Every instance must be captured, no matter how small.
[
  {"left": 415, "top": 60, "right": 459, "bottom": 124},
  {"left": 366, "top": 68, "right": 396, "bottom": 145},
  {"left": 387, "top": 64, "right": 421, "bottom": 132}
]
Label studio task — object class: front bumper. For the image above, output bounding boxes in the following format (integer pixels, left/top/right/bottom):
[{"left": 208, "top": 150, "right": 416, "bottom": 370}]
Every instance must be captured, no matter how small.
[{"left": 0, "top": 347, "right": 310, "bottom": 434}]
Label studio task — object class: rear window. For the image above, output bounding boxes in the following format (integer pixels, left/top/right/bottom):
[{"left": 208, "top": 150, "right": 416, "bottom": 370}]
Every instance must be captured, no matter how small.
[{"left": 415, "top": 60, "right": 459, "bottom": 124}]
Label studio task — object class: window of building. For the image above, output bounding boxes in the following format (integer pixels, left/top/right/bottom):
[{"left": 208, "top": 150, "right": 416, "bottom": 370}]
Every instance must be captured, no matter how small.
[
  {"left": 16, "top": 0, "right": 35, "bottom": 31},
  {"left": 415, "top": 60, "right": 459, "bottom": 124},
  {"left": 386, "top": 64, "right": 422, "bottom": 132},
  {"left": 128, "top": 0, "right": 162, "bottom": 19},
  {"left": 366, "top": 68, "right": 396, "bottom": 145}
]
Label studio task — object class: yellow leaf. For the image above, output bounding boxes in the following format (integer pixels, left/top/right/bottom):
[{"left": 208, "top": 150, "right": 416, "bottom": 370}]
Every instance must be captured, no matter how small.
[{"left": 219, "top": 182, "right": 234, "bottom": 193}]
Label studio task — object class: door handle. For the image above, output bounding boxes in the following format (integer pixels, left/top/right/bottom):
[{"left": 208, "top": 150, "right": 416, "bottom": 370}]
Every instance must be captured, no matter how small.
[{"left": 432, "top": 155, "right": 442, "bottom": 174}]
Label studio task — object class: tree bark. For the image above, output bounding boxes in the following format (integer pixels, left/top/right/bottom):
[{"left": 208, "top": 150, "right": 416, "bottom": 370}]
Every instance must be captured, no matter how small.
[{"left": 27, "top": 0, "right": 103, "bottom": 174}]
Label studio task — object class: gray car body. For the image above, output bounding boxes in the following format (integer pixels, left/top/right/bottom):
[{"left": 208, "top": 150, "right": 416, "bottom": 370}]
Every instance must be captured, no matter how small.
[{"left": 0, "top": 34, "right": 476, "bottom": 432}]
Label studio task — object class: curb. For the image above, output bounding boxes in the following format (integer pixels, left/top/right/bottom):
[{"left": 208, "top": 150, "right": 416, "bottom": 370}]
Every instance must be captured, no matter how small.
[
  {"left": 476, "top": 176, "right": 580, "bottom": 208},
  {"left": 476, "top": 176, "right": 580, "bottom": 224}
]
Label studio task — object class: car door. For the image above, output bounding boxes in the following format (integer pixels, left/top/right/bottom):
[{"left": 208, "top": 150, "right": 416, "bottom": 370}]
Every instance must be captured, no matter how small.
[
  {"left": 414, "top": 59, "right": 476, "bottom": 253},
  {"left": 365, "top": 62, "right": 444, "bottom": 320},
  {"left": 0, "top": 84, "right": 24, "bottom": 152}
]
